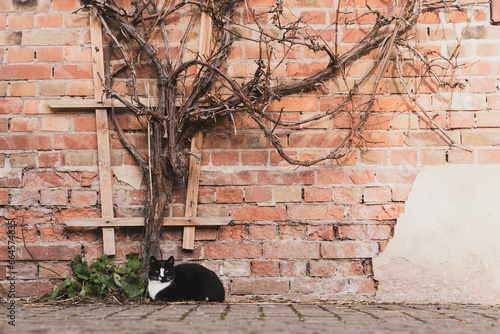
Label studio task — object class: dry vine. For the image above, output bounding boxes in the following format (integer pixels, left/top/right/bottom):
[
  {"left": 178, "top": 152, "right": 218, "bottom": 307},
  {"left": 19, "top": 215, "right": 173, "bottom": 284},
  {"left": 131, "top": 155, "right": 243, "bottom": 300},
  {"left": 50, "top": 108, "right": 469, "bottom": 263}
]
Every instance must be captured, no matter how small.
[{"left": 78, "top": 0, "right": 465, "bottom": 276}]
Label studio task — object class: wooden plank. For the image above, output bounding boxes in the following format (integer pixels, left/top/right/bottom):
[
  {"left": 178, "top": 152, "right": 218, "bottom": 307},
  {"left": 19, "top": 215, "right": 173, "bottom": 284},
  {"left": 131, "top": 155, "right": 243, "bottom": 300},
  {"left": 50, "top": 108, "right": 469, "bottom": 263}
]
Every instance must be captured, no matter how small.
[
  {"left": 64, "top": 217, "right": 232, "bottom": 227},
  {"left": 90, "top": 13, "right": 116, "bottom": 255},
  {"left": 182, "top": 131, "right": 204, "bottom": 250},
  {"left": 48, "top": 98, "right": 158, "bottom": 110}
]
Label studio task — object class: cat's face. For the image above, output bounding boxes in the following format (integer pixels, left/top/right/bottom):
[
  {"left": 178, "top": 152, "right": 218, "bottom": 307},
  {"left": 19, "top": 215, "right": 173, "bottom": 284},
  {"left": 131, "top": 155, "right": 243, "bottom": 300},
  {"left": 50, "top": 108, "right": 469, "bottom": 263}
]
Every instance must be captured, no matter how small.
[{"left": 149, "top": 256, "right": 175, "bottom": 283}]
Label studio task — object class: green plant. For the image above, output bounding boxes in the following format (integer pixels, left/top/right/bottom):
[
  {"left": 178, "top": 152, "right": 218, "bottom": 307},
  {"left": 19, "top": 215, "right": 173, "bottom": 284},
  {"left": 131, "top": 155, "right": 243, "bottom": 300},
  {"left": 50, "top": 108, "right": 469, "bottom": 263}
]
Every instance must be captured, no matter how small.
[{"left": 48, "top": 252, "right": 144, "bottom": 300}]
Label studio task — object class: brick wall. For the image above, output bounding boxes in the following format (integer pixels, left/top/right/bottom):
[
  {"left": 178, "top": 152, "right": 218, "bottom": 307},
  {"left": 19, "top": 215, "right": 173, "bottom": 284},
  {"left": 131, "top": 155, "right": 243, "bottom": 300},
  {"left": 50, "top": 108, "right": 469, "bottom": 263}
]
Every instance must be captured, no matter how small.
[{"left": 1, "top": 0, "right": 499, "bottom": 299}]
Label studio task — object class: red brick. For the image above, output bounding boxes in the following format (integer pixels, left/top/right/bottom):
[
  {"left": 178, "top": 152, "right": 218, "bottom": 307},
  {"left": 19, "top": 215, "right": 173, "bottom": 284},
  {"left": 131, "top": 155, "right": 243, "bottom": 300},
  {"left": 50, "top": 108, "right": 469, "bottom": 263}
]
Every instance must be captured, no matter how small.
[
  {"left": 268, "top": 96, "right": 318, "bottom": 112},
  {"left": 338, "top": 225, "right": 364, "bottom": 240},
  {"left": 241, "top": 151, "right": 268, "bottom": 165},
  {"left": 211, "top": 151, "right": 239, "bottom": 166},
  {"left": 1, "top": 281, "right": 54, "bottom": 298},
  {"left": 229, "top": 133, "right": 272, "bottom": 149},
  {"left": 53, "top": 64, "right": 93, "bottom": 79},
  {"left": 304, "top": 187, "right": 331, "bottom": 202},
  {"left": 204, "top": 243, "right": 262, "bottom": 259},
  {"left": 39, "top": 226, "right": 68, "bottom": 241},
  {"left": 39, "top": 262, "right": 68, "bottom": 279},
  {"left": 248, "top": 225, "right": 277, "bottom": 240},
  {"left": 251, "top": 261, "right": 279, "bottom": 276},
  {"left": 365, "top": 224, "right": 392, "bottom": 240},
  {"left": 36, "top": 13, "right": 64, "bottom": 27},
  {"left": 8, "top": 48, "right": 35, "bottom": 62},
  {"left": 70, "top": 190, "right": 98, "bottom": 206},
  {"left": 17, "top": 245, "right": 80, "bottom": 260},
  {"left": 478, "top": 150, "right": 500, "bottom": 164},
  {"left": 215, "top": 187, "right": 243, "bottom": 204},
  {"left": 244, "top": 187, "right": 272, "bottom": 203},
  {"left": 40, "top": 189, "right": 68, "bottom": 206},
  {"left": 24, "top": 171, "right": 80, "bottom": 188},
  {"left": 231, "top": 278, "right": 289, "bottom": 295},
  {"left": 0, "top": 135, "right": 52, "bottom": 150},
  {"left": 307, "top": 225, "right": 334, "bottom": 241},
  {"left": 317, "top": 169, "right": 352, "bottom": 184},
  {"left": 349, "top": 170, "right": 375, "bottom": 184},
  {"left": 230, "top": 205, "right": 286, "bottom": 221},
  {"left": 263, "top": 243, "right": 320, "bottom": 259},
  {"left": 279, "top": 225, "right": 306, "bottom": 241},
  {"left": 36, "top": 48, "right": 64, "bottom": 62},
  {"left": 218, "top": 225, "right": 246, "bottom": 240},
  {"left": 0, "top": 99, "right": 23, "bottom": 114},
  {"left": 39, "top": 152, "right": 65, "bottom": 167},
  {"left": 310, "top": 260, "right": 337, "bottom": 276},
  {"left": 11, "top": 117, "right": 38, "bottom": 131},
  {"left": 0, "top": 190, "right": 8, "bottom": 205},
  {"left": 348, "top": 204, "right": 404, "bottom": 220},
  {"left": 203, "top": 133, "right": 229, "bottom": 149},
  {"left": 54, "top": 134, "right": 97, "bottom": 149},
  {"left": 53, "top": 0, "right": 78, "bottom": 10},
  {"left": 363, "top": 187, "right": 392, "bottom": 203},
  {"left": 289, "top": 133, "right": 344, "bottom": 148},
  {"left": 333, "top": 187, "right": 362, "bottom": 203},
  {"left": 287, "top": 204, "right": 344, "bottom": 220},
  {"left": 321, "top": 241, "right": 378, "bottom": 259},
  {"left": 0, "top": 65, "right": 52, "bottom": 80}
]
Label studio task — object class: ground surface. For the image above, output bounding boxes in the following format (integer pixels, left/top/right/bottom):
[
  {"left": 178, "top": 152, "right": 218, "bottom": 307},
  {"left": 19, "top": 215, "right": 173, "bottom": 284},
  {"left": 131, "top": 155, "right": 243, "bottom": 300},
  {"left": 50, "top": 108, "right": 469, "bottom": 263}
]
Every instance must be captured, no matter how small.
[{"left": 2, "top": 302, "right": 500, "bottom": 333}]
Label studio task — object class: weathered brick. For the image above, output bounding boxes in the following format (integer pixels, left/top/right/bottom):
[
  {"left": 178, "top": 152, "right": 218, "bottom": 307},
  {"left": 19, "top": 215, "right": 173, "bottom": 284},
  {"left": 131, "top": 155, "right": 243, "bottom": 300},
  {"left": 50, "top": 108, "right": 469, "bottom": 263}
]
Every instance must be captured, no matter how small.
[
  {"left": 10, "top": 153, "right": 36, "bottom": 168},
  {"left": 9, "top": 189, "right": 39, "bottom": 206},
  {"left": 65, "top": 151, "right": 95, "bottom": 166},
  {"left": 230, "top": 205, "right": 287, "bottom": 221},
  {"left": 290, "top": 277, "right": 347, "bottom": 295},
  {"left": 287, "top": 203, "right": 344, "bottom": 220},
  {"left": 321, "top": 241, "right": 378, "bottom": 259},
  {"left": 248, "top": 225, "right": 277, "bottom": 240},
  {"left": 274, "top": 186, "right": 302, "bottom": 202},
  {"left": 218, "top": 225, "right": 246, "bottom": 240},
  {"left": 231, "top": 278, "right": 289, "bottom": 295},
  {"left": 310, "top": 260, "right": 337, "bottom": 276},
  {"left": 204, "top": 243, "right": 262, "bottom": 259},
  {"left": 263, "top": 243, "right": 320, "bottom": 259},
  {"left": 24, "top": 171, "right": 80, "bottom": 188},
  {"left": 40, "top": 189, "right": 68, "bottom": 206},
  {"left": 0, "top": 135, "right": 52, "bottom": 150}
]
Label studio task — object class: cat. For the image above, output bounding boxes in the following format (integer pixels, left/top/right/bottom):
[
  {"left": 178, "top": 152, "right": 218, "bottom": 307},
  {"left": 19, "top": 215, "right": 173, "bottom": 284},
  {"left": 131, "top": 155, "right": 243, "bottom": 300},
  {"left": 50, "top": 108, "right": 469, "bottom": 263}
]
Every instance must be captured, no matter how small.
[{"left": 148, "top": 255, "right": 225, "bottom": 302}]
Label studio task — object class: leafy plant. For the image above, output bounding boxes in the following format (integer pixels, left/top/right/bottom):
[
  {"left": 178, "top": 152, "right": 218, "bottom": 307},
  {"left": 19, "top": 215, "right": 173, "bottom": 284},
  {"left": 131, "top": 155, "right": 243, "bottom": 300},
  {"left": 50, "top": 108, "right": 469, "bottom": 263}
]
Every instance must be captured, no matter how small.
[{"left": 48, "top": 252, "right": 144, "bottom": 300}]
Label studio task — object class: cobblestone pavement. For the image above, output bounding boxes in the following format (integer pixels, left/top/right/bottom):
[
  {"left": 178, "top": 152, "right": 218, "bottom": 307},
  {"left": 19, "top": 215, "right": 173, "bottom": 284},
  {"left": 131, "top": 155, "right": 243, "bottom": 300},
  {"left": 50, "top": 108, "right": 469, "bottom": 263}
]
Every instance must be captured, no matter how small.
[{"left": 2, "top": 302, "right": 500, "bottom": 333}]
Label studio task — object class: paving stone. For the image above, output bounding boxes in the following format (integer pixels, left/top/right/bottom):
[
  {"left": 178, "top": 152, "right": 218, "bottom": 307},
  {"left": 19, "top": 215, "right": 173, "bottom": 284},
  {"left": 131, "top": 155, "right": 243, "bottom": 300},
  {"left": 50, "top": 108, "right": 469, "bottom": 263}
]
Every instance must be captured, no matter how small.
[{"left": 4, "top": 303, "right": 500, "bottom": 333}]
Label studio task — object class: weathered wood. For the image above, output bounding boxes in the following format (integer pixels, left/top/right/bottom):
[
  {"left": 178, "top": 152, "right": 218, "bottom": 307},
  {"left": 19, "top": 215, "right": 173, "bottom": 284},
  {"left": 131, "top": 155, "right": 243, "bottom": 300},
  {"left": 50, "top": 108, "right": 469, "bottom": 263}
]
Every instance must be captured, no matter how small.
[
  {"left": 64, "top": 216, "right": 231, "bottom": 227},
  {"left": 91, "top": 13, "right": 116, "bottom": 255},
  {"left": 183, "top": 131, "right": 204, "bottom": 250}
]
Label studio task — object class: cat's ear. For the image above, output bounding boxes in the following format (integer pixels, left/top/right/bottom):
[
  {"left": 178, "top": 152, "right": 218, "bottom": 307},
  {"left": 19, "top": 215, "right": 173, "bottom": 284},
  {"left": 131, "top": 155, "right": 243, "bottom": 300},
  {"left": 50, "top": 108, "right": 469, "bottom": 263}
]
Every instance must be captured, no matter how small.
[
  {"left": 150, "top": 256, "right": 158, "bottom": 265},
  {"left": 167, "top": 256, "right": 174, "bottom": 266}
]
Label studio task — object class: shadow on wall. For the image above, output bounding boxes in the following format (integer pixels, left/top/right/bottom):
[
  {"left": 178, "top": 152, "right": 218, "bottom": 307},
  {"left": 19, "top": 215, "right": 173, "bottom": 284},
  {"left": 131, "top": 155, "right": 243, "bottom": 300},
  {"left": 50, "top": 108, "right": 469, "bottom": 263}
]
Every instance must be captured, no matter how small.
[{"left": 373, "top": 165, "right": 500, "bottom": 304}]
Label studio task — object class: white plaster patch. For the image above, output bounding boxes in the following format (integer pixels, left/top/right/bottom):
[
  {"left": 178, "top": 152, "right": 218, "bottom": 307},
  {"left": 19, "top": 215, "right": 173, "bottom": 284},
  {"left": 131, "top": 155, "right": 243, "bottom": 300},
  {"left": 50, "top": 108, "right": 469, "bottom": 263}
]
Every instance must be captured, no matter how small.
[
  {"left": 112, "top": 165, "right": 143, "bottom": 189},
  {"left": 373, "top": 165, "right": 500, "bottom": 304}
]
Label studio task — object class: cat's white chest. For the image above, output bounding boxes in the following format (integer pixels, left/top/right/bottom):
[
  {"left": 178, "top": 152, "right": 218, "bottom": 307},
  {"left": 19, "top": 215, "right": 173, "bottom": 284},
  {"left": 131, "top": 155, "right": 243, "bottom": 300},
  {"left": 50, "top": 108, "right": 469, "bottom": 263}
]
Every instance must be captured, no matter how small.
[{"left": 148, "top": 280, "right": 172, "bottom": 300}]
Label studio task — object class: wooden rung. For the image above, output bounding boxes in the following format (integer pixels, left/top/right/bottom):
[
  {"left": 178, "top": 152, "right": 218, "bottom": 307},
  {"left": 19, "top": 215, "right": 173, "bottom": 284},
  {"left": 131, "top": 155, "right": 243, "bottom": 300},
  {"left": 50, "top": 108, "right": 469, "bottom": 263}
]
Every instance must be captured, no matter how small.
[{"left": 64, "top": 216, "right": 232, "bottom": 227}]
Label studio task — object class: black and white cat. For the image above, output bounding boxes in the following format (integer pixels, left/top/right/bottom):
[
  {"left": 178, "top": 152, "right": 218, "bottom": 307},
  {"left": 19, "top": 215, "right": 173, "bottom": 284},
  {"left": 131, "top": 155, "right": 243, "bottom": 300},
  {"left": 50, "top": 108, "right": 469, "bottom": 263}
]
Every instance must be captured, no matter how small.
[{"left": 148, "top": 256, "right": 225, "bottom": 302}]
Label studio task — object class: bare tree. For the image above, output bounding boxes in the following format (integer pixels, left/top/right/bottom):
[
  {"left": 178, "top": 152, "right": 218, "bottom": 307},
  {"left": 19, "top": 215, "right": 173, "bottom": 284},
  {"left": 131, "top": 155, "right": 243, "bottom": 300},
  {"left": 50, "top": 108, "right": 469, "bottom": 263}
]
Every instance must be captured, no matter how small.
[{"left": 80, "top": 0, "right": 462, "bottom": 276}]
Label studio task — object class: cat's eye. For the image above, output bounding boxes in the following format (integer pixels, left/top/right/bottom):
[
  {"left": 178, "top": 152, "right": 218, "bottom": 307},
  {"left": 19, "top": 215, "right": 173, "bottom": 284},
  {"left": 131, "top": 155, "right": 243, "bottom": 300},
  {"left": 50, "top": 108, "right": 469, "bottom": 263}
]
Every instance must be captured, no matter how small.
[{"left": 156, "top": 270, "right": 159, "bottom": 273}]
